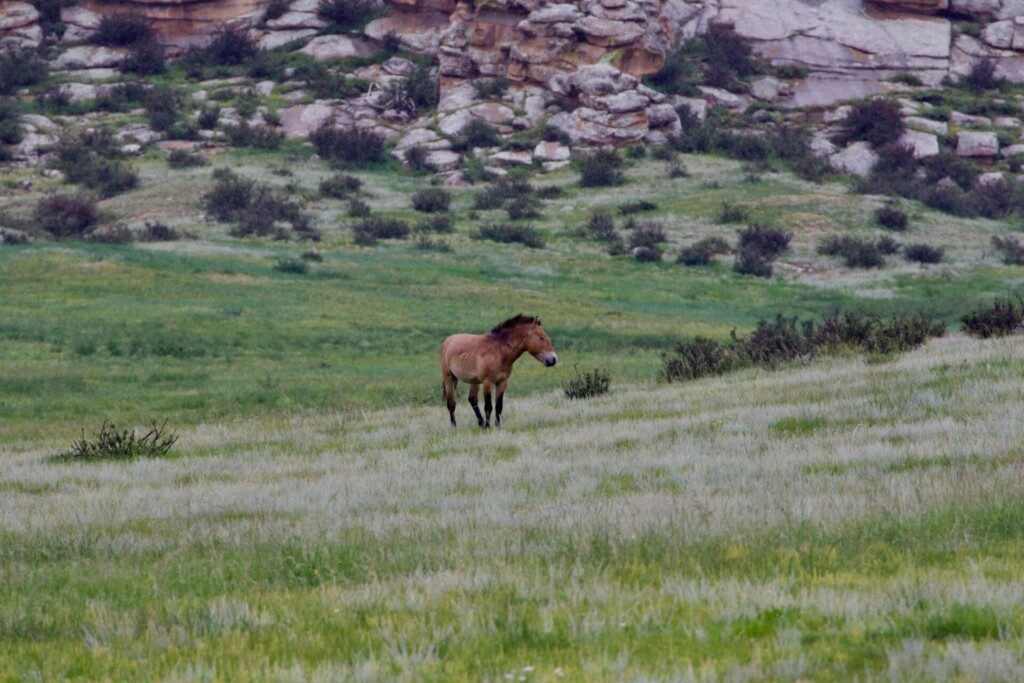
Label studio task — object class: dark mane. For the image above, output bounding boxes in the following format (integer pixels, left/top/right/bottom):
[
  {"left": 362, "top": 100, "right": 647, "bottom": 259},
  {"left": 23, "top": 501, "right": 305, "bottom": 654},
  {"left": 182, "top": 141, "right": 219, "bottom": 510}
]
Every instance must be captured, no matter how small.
[{"left": 490, "top": 314, "right": 541, "bottom": 336}]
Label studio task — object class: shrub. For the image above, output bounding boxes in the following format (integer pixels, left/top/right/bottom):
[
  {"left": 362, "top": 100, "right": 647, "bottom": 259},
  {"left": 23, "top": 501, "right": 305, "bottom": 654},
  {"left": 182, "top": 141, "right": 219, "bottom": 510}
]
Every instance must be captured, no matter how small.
[
  {"left": 452, "top": 118, "right": 500, "bottom": 150},
  {"left": 144, "top": 86, "right": 179, "bottom": 132},
  {"left": 0, "top": 97, "right": 22, "bottom": 146},
  {"left": 93, "top": 14, "right": 153, "bottom": 47},
  {"left": 400, "top": 66, "right": 438, "bottom": 112},
  {"left": 716, "top": 202, "right": 748, "bottom": 224},
  {"left": 578, "top": 149, "right": 624, "bottom": 187},
  {"left": 319, "top": 173, "right": 362, "bottom": 198},
  {"left": 473, "top": 77, "right": 509, "bottom": 99},
  {"left": 197, "top": 105, "right": 221, "bottom": 129},
  {"left": 122, "top": 42, "right": 165, "bottom": 76},
  {"left": 965, "top": 58, "right": 1002, "bottom": 94},
  {"left": 992, "top": 235, "right": 1024, "bottom": 265},
  {"left": 961, "top": 295, "right": 1024, "bottom": 338},
  {"left": 262, "top": 0, "right": 290, "bottom": 22},
  {"left": 0, "top": 49, "right": 47, "bottom": 96},
  {"left": 875, "top": 199, "right": 909, "bottom": 231},
  {"left": 404, "top": 145, "right": 430, "bottom": 172},
  {"left": 819, "top": 235, "right": 885, "bottom": 268},
  {"left": 649, "top": 23, "right": 759, "bottom": 94},
  {"left": 919, "top": 183, "right": 976, "bottom": 217},
  {"left": 662, "top": 310, "right": 945, "bottom": 382},
  {"left": 411, "top": 187, "right": 450, "bottom": 213},
  {"left": 669, "top": 162, "right": 689, "bottom": 179},
  {"left": 563, "top": 365, "right": 611, "bottom": 400},
  {"left": 970, "top": 178, "right": 1017, "bottom": 220},
  {"left": 138, "top": 221, "right": 194, "bottom": 241},
  {"left": 876, "top": 235, "right": 902, "bottom": 255},
  {"left": 275, "top": 256, "right": 309, "bottom": 274},
  {"left": 95, "top": 82, "right": 148, "bottom": 112},
  {"left": 317, "top": 0, "right": 380, "bottom": 30},
  {"left": 415, "top": 214, "right": 452, "bottom": 233},
  {"left": 52, "top": 131, "right": 138, "bottom": 198},
  {"left": 35, "top": 193, "right": 98, "bottom": 238},
  {"left": 204, "top": 26, "right": 258, "bottom": 66},
  {"left": 166, "top": 149, "right": 208, "bottom": 169},
  {"left": 506, "top": 196, "right": 541, "bottom": 221},
  {"left": 473, "top": 176, "right": 533, "bottom": 210},
  {"left": 55, "top": 420, "right": 177, "bottom": 461},
  {"left": 224, "top": 122, "right": 283, "bottom": 150},
  {"left": 348, "top": 198, "right": 371, "bottom": 217},
  {"left": 737, "top": 224, "right": 791, "bottom": 260},
  {"left": 301, "top": 249, "right": 323, "bottom": 261},
  {"left": 628, "top": 221, "right": 667, "bottom": 251},
  {"left": 618, "top": 200, "right": 657, "bottom": 215},
  {"left": 85, "top": 224, "right": 134, "bottom": 244},
  {"left": 677, "top": 236, "right": 730, "bottom": 266},
  {"left": 923, "top": 152, "right": 978, "bottom": 188},
  {"left": 585, "top": 209, "right": 617, "bottom": 242},
  {"left": 474, "top": 223, "right": 545, "bottom": 249},
  {"left": 904, "top": 243, "right": 944, "bottom": 264},
  {"left": 835, "top": 99, "right": 905, "bottom": 148},
  {"left": 311, "top": 123, "right": 385, "bottom": 167},
  {"left": 203, "top": 168, "right": 254, "bottom": 221},
  {"left": 733, "top": 249, "right": 774, "bottom": 278},
  {"left": 352, "top": 216, "right": 409, "bottom": 245}
]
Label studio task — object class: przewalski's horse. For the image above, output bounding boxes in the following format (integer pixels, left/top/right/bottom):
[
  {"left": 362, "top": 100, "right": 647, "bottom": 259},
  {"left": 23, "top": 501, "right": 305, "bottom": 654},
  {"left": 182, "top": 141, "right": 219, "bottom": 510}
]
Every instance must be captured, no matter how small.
[{"left": 441, "top": 315, "right": 557, "bottom": 428}]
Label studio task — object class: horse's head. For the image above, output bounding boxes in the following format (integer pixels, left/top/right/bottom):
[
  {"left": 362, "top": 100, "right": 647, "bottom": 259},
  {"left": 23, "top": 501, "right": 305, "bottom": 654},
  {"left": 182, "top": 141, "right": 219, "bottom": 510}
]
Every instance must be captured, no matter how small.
[{"left": 524, "top": 320, "right": 557, "bottom": 367}]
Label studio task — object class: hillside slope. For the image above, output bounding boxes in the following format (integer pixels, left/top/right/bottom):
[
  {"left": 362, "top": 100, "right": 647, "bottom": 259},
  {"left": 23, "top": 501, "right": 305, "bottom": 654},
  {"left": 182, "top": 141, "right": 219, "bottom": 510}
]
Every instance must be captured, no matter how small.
[{"left": 3, "top": 334, "right": 1024, "bottom": 679}]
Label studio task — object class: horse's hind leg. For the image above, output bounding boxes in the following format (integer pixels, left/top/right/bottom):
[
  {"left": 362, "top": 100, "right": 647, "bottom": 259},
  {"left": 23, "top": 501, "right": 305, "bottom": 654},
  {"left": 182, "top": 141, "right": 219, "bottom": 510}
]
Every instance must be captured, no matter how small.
[
  {"left": 468, "top": 383, "right": 485, "bottom": 427},
  {"left": 443, "top": 374, "right": 457, "bottom": 427},
  {"left": 494, "top": 379, "right": 508, "bottom": 428}
]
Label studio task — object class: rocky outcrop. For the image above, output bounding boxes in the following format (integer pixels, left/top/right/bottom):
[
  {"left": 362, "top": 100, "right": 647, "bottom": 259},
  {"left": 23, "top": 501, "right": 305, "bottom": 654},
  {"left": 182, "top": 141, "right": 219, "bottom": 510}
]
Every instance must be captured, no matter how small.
[{"left": 0, "top": 1, "right": 42, "bottom": 49}]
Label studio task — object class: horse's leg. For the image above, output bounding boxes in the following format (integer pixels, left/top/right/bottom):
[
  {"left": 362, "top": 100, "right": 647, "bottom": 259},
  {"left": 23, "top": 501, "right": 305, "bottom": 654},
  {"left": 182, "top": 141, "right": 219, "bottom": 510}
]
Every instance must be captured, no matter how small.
[
  {"left": 468, "top": 383, "right": 485, "bottom": 427},
  {"left": 482, "top": 379, "right": 493, "bottom": 428},
  {"left": 494, "top": 379, "right": 508, "bottom": 428},
  {"left": 443, "top": 373, "right": 457, "bottom": 427}
]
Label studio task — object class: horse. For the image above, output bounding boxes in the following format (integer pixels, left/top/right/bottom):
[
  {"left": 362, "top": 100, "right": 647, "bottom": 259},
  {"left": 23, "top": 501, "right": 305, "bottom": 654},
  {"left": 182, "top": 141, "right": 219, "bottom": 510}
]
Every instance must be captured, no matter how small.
[{"left": 440, "top": 315, "right": 557, "bottom": 428}]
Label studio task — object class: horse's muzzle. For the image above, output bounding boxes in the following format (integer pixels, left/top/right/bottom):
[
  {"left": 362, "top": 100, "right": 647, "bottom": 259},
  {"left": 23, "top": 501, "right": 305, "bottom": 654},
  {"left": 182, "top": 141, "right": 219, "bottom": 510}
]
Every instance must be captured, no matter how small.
[{"left": 543, "top": 354, "right": 558, "bottom": 367}]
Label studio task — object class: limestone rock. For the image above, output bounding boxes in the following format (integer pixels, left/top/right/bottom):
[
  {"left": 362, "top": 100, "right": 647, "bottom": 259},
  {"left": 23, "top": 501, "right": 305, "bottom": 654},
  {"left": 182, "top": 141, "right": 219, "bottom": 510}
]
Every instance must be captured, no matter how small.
[
  {"left": 830, "top": 142, "right": 878, "bottom": 177},
  {"left": 533, "top": 141, "right": 570, "bottom": 162},
  {"left": 278, "top": 102, "right": 335, "bottom": 138},
  {"left": 957, "top": 131, "right": 999, "bottom": 157},
  {"left": 899, "top": 129, "right": 940, "bottom": 159},
  {"left": 299, "top": 35, "right": 377, "bottom": 61},
  {"left": 424, "top": 149, "right": 461, "bottom": 172},
  {"left": 258, "top": 29, "right": 316, "bottom": 50},
  {"left": 52, "top": 46, "right": 126, "bottom": 71}
]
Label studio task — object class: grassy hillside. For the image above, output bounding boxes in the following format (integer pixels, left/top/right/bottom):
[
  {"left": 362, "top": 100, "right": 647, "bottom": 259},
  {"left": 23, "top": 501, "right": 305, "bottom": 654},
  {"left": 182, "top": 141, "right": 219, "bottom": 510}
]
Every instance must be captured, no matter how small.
[
  {"left": 2, "top": 152, "right": 1020, "bottom": 444},
  {"left": 2, "top": 334, "right": 1024, "bottom": 679}
]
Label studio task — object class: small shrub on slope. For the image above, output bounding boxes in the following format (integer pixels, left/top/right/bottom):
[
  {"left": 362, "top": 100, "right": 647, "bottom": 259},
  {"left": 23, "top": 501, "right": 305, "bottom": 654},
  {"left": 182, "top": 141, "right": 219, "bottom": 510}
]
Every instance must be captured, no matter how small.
[
  {"left": 35, "top": 193, "right": 98, "bottom": 238},
  {"left": 474, "top": 223, "right": 545, "bottom": 249},
  {"left": 992, "top": 235, "right": 1024, "bottom": 265},
  {"left": 563, "top": 365, "right": 611, "bottom": 400},
  {"left": 962, "top": 296, "right": 1024, "bottom": 338},
  {"left": 56, "top": 420, "right": 177, "bottom": 461}
]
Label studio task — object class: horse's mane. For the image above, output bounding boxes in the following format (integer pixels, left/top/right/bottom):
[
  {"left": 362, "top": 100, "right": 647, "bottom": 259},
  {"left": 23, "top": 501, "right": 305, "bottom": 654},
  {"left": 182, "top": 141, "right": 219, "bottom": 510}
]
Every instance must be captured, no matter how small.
[{"left": 490, "top": 314, "right": 540, "bottom": 336}]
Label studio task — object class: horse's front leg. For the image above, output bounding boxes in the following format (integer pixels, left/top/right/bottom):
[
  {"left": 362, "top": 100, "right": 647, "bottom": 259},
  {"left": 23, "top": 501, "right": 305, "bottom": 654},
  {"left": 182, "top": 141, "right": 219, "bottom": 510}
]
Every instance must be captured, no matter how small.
[
  {"left": 482, "top": 380, "right": 493, "bottom": 428},
  {"left": 468, "top": 383, "right": 485, "bottom": 427},
  {"left": 494, "top": 379, "right": 508, "bottom": 428}
]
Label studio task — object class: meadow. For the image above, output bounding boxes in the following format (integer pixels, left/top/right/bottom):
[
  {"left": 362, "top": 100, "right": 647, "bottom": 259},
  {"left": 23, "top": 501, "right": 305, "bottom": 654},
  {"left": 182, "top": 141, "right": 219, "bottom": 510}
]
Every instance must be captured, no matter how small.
[{"left": 3, "top": 148, "right": 1024, "bottom": 679}]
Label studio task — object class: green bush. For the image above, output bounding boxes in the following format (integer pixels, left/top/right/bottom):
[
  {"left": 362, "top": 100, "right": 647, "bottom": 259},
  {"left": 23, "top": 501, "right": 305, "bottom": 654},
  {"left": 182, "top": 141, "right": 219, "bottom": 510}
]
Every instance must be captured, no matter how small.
[
  {"left": 352, "top": 216, "right": 409, "bottom": 245},
  {"left": 992, "top": 235, "right": 1024, "bottom": 265},
  {"left": 319, "top": 173, "right": 362, "bottom": 198},
  {"left": 585, "top": 209, "right": 617, "bottom": 242},
  {"left": 506, "top": 196, "right": 541, "bottom": 221},
  {"left": 903, "top": 243, "right": 944, "bottom": 264},
  {"left": 0, "top": 97, "right": 22, "bottom": 147},
  {"left": 204, "top": 26, "right": 258, "bottom": 66},
  {"left": 144, "top": 86, "right": 180, "bottom": 132},
  {"left": 411, "top": 187, "right": 450, "bottom": 213},
  {"left": 317, "top": 0, "right": 381, "bottom": 30},
  {"left": 0, "top": 49, "right": 47, "bottom": 96},
  {"left": 618, "top": 200, "right": 657, "bottom": 215},
  {"left": 818, "top": 235, "right": 886, "bottom": 268},
  {"left": 166, "top": 149, "right": 207, "bottom": 168},
  {"left": 53, "top": 130, "right": 138, "bottom": 198},
  {"left": 35, "top": 193, "right": 98, "bottom": 238},
  {"left": 578, "top": 149, "right": 623, "bottom": 187},
  {"left": 311, "top": 123, "right": 385, "bottom": 167},
  {"left": 662, "top": 310, "right": 945, "bottom": 382},
  {"left": 122, "top": 42, "right": 165, "bottom": 76},
  {"left": 563, "top": 365, "right": 611, "bottom": 400},
  {"left": 56, "top": 421, "right": 177, "bottom": 461},
  {"left": 275, "top": 256, "right": 309, "bottom": 274},
  {"left": 474, "top": 223, "right": 545, "bottom": 249},
  {"left": 225, "top": 122, "right": 283, "bottom": 149},
  {"left": 677, "top": 236, "right": 730, "bottom": 266},
  {"left": 452, "top": 118, "right": 500, "bottom": 150},
  {"left": 962, "top": 295, "right": 1024, "bottom": 338},
  {"left": 874, "top": 199, "right": 909, "bottom": 231},
  {"left": 716, "top": 202, "right": 748, "bottom": 224},
  {"left": 835, "top": 99, "right": 905, "bottom": 148},
  {"left": 93, "top": 15, "right": 153, "bottom": 47}
]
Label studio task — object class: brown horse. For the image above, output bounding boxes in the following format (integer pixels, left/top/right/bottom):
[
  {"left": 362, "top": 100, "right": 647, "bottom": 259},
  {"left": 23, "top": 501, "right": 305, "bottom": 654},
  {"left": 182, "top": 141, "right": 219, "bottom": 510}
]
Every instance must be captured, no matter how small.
[{"left": 441, "top": 315, "right": 557, "bottom": 428}]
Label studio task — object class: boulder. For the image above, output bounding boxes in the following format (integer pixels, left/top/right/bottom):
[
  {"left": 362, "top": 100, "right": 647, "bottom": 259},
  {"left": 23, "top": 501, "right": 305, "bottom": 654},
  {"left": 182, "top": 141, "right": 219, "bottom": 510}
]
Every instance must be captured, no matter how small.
[
  {"left": 904, "top": 116, "right": 948, "bottom": 135},
  {"left": 829, "top": 142, "right": 878, "bottom": 177},
  {"left": 60, "top": 5, "right": 101, "bottom": 43},
  {"left": 278, "top": 102, "right": 335, "bottom": 138},
  {"left": 52, "top": 46, "right": 126, "bottom": 71},
  {"left": 424, "top": 149, "right": 461, "bottom": 172},
  {"left": 265, "top": 11, "right": 324, "bottom": 30},
  {"left": 489, "top": 150, "right": 533, "bottom": 166},
  {"left": 899, "top": 129, "right": 940, "bottom": 159},
  {"left": 957, "top": 130, "right": 999, "bottom": 157},
  {"left": 258, "top": 29, "right": 317, "bottom": 50},
  {"left": 299, "top": 35, "right": 377, "bottom": 61},
  {"left": 697, "top": 86, "right": 745, "bottom": 110},
  {"left": 533, "top": 141, "right": 570, "bottom": 162},
  {"left": 749, "top": 76, "right": 783, "bottom": 101},
  {"left": 978, "top": 171, "right": 1005, "bottom": 185}
]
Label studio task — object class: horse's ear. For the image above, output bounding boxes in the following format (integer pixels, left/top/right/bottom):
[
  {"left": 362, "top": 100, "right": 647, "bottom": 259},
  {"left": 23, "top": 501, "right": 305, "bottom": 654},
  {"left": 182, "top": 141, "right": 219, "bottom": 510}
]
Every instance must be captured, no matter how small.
[{"left": 537, "top": 318, "right": 542, "bottom": 326}]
